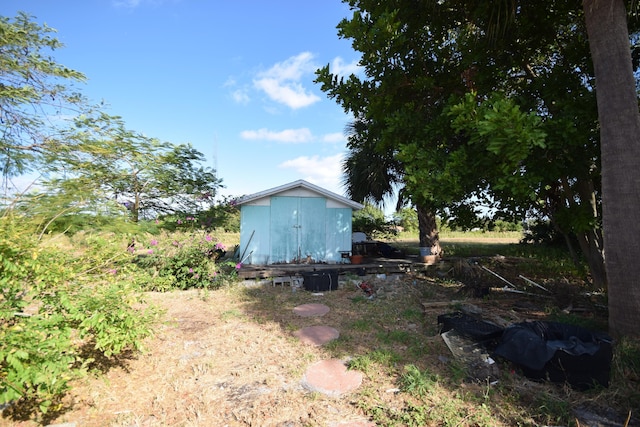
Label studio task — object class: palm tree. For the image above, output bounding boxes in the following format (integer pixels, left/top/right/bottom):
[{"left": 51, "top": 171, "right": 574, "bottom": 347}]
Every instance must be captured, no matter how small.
[
  {"left": 342, "top": 119, "right": 442, "bottom": 254},
  {"left": 583, "top": 0, "right": 640, "bottom": 338}
]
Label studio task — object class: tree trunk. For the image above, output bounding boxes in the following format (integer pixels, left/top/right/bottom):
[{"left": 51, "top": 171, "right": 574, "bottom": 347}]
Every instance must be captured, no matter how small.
[
  {"left": 584, "top": 0, "right": 640, "bottom": 338},
  {"left": 416, "top": 202, "right": 441, "bottom": 255}
]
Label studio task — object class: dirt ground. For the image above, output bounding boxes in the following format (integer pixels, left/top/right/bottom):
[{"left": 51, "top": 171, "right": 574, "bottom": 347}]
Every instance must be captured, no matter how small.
[
  {"left": 1, "top": 255, "right": 622, "bottom": 427},
  {"left": 53, "top": 287, "right": 384, "bottom": 427}
]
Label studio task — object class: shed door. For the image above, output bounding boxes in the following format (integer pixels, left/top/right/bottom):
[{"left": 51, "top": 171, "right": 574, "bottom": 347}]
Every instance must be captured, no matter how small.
[{"left": 270, "top": 197, "right": 325, "bottom": 263}]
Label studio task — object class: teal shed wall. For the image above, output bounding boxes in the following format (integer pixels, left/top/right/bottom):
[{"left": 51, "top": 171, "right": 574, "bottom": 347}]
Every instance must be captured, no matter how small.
[{"left": 239, "top": 196, "right": 353, "bottom": 265}]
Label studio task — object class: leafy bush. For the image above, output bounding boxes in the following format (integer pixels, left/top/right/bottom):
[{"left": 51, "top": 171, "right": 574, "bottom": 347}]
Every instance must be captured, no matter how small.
[
  {"left": 352, "top": 203, "right": 398, "bottom": 239},
  {"left": 130, "top": 231, "right": 240, "bottom": 291},
  {"left": 0, "top": 213, "right": 156, "bottom": 416}
]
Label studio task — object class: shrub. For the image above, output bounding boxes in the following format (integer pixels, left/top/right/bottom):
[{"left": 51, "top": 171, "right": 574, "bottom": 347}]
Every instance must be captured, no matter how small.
[
  {"left": 130, "top": 231, "right": 240, "bottom": 291},
  {"left": 0, "top": 213, "right": 156, "bottom": 416}
]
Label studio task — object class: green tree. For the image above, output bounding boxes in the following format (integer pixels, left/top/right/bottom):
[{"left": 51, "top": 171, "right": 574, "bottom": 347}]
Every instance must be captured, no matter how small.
[
  {"left": 317, "top": 0, "right": 613, "bottom": 286},
  {"left": 394, "top": 207, "right": 418, "bottom": 233},
  {"left": 43, "top": 113, "right": 222, "bottom": 222},
  {"left": 352, "top": 202, "right": 397, "bottom": 239},
  {"left": 0, "top": 12, "right": 88, "bottom": 185}
]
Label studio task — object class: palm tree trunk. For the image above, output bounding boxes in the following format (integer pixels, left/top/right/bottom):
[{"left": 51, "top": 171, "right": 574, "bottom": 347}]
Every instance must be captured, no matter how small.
[
  {"left": 416, "top": 202, "right": 441, "bottom": 255},
  {"left": 584, "top": 0, "right": 640, "bottom": 338}
]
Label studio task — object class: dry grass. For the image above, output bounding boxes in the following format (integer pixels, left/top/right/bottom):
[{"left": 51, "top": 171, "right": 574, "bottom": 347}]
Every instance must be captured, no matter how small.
[{"left": 2, "top": 236, "right": 637, "bottom": 426}]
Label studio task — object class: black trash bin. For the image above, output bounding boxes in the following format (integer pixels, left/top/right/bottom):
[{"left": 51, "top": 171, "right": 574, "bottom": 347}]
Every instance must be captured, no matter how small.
[
  {"left": 302, "top": 270, "right": 338, "bottom": 292},
  {"left": 493, "top": 321, "right": 613, "bottom": 389}
]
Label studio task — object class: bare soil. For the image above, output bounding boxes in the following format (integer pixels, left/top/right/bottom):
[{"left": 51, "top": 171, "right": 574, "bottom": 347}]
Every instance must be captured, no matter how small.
[{"left": 2, "top": 254, "right": 624, "bottom": 427}]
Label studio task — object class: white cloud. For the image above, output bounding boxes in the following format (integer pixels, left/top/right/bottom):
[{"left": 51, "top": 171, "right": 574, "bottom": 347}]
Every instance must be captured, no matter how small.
[
  {"left": 231, "top": 89, "right": 250, "bottom": 105},
  {"left": 240, "top": 127, "right": 314, "bottom": 143},
  {"left": 331, "top": 56, "right": 363, "bottom": 78},
  {"left": 322, "top": 132, "right": 346, "bottom": 144},
  {"left": 253, "top": 52, "right": 321, "bottom": 109},
  {"left": 279, "top": 153, "right": 345, "bottom": 193}
]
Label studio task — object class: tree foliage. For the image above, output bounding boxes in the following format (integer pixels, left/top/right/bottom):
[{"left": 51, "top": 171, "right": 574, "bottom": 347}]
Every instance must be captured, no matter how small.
[
  {"left": 316, "top": 0, "right": 621, "bottom": 287},
  {"left": 39, "top": 113, "right": 223, "bottom": 222},
  {"left": 0, "top": 12, "right": 88, "bottom": 183}
]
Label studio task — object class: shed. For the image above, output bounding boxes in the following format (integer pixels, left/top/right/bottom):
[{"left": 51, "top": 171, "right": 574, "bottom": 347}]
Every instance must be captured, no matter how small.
[{"left": 235, "top": 180, "right": 363, "bottom": 265}]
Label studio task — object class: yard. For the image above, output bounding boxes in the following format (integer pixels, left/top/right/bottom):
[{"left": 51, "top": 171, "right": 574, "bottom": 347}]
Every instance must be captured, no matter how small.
[{"left": 3, "top": 236, "right": 638, "bottom": 426}]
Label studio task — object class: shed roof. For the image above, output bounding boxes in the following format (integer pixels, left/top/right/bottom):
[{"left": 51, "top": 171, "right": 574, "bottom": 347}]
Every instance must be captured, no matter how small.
[{"left": 235, "top": 179, "right": 364, "bottom": 210}]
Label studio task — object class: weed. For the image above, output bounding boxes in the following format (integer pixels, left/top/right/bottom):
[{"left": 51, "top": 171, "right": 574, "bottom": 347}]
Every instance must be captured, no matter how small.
[
  {"left": 348, "top": 355, "right": 373, "bottom": 374},
  {"left": 220, "top": 309, "right": 243, "bottom": 321},
  {"left": 350, "top": 319, "right": 371, "bottom": 331},
  {"left": 350, "top": 295, "right": 368, "bottom": 304},
  {"left": 400, "top": 308, "right": 423, "bottom": 322},
  {"left": 400, "top": 364, "right": 439, "bottom": 397},
  {"left": 534, "top": 392, "right": 572, "bottom": 426}
]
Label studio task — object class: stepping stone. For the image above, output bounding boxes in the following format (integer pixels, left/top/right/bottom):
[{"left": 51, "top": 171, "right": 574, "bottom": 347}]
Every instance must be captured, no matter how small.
[
  {"left": 293, "top": 303, "right": 330, "bottom": 317},
  {"left": 294, "top": 325, "right": 340, "bottom": 346},
  {"left": 301, "top": 359, "right": 363, "bottom": 397}
]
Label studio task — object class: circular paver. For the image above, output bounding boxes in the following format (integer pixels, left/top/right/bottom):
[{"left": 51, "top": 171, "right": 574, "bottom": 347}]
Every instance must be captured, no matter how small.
[
  {"left": 294, "top": 325, "right": 340, "bottom": 346},
  {"left": 301, "top": 359, "right": 363, "bottom": 397},
  {"left": 293, "top": 303, "right": 330, "bottom": 317}
]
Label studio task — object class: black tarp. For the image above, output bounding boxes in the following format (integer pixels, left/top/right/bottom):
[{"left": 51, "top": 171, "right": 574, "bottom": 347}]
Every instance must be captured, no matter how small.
[{"left": 493, "top": 321, "right": 613, "bottom": 389}]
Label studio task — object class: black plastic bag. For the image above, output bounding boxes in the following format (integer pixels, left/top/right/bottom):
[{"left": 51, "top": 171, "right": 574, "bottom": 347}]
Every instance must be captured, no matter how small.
[{"left": 494, "top": 321, "right": 612, "bottom": 390}]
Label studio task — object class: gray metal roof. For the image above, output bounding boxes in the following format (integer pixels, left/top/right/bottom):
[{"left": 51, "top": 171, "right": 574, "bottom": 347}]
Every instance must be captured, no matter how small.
[{"left": 235, "top": 179, "right": 364, "bottom": 210}]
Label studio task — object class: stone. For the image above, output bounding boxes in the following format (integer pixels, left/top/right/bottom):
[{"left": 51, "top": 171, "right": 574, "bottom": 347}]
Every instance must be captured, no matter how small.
[
  {"left": 294, "top": 325, "right": 340, "bottom": 346},
  {"left": 301, "top": 359, "right": 363, "bottom": 397},
  {"left": 293, "top": 303, "right": 330, "bottom": 317}
]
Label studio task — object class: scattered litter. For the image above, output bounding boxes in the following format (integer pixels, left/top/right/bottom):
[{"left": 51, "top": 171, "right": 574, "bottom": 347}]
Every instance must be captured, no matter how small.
[
  {"left": 480, "top": 265, "right": 517, "bottom": 289},
  {"left": 356, "top": 282, "right": 374, "bottom": 296},
  {"left": 312, "top": 292, "right": 324, "bottom": 296},
  {"left": 518, "top": 275, "right": 551, "bottom": 293},
  {"left": 385, "top": 388, "right": 401, "bottom": 393}
]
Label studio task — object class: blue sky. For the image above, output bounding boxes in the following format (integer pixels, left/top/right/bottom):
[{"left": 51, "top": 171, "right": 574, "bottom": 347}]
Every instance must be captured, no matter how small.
[{"left": 2, "top": 0, "right": 363, "bottom": 202}]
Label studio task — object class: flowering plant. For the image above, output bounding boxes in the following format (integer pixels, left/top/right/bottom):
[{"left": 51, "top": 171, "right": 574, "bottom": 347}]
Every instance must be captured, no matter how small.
[{"left": 131, "top": 231, "right": 239, "bottom": 291}]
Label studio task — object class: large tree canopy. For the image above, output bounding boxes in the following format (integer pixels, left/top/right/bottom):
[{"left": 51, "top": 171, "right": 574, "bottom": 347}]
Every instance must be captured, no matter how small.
[
  {"left": 316, "top": 0, "right": 634, "bottom": 289},
  {"left": 43, "top": 113, "right": 222, "bottom": 222},
  {"left": 318, "top": 0, "right": 640, "bottom": 337}
]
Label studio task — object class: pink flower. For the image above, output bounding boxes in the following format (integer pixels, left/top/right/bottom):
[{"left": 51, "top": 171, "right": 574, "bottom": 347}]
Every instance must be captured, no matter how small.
[
  {"left": 189, "top": 268, "right": 194, "bottom": 273},
  {"left": 205, "top": 235, "right": 213, "bottom": 242},
  {"left": 147, "top": 249, "right": 154, "bottom": 254},
  {"left": 235, "top": 263, "right": 242, "bottom": 270},
  {"left": 177, "top": 219, "right": 182, "bottom": 225},
  {"left": 150, "top": 239, "right": 158, "bottom": 246},
  {"left": 215, "top": 243, "right": 226, "bottom": 250}
]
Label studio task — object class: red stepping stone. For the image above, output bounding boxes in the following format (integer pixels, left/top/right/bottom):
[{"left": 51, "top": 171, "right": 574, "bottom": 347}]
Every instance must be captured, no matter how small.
[
  {"left": 294, "top": 325, "right": 340, "bottom": 346},
  {"left": 302, "top": 359, "right": 363, "bottom": 397},
  {"left": 293, "top": 303, "right": 330, "bottom": 317}
]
